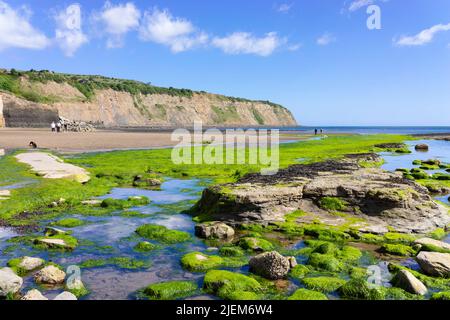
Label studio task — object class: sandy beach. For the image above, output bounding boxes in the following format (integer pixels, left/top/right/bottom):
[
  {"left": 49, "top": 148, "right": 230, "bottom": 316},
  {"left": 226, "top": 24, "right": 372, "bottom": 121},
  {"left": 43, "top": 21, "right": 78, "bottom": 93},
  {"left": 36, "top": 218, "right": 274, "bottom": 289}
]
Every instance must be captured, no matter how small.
[{"left": 0, "top": 128, "right": 306, "bottom": 153}]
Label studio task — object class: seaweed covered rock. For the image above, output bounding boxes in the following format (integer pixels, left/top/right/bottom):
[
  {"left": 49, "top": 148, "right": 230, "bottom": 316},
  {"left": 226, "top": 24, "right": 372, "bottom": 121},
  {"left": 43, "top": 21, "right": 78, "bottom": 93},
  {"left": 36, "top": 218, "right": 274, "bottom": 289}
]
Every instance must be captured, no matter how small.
[
  {"left": 195, "top": 222, "right": 235, "bottom": 239},
  {"left": 416, "top": 251, "right": 450, "bottom": 277},
  {"left": 203, "top": 270, "right": 261, "bottom": 300},
  {"left": 391, "top": 270, "right": 427, "bottom": 295},
  {"left": 0, "top": 267, "right": 23, "bottom": 297},
  {"left": 143, "top": 281, "right": 198, "bottom": 300},
  {"left": 34, "top": 265, "right": 66, "bottom": 285},
  {"left": 7, "top": 256, "right": 44, "bottom": 275},
  {"left": 288, "top": 288, "right": 328, "bottom": 300},
  {"left": 135, "top": 224, "right": 191, "bottom": 244},
  {"left": 338, "top": 278, "right": 385, "bottom": 300},
  {"left": 191, "top": 154, "right": 450, "bottom": 234},
  {"left": 239, "top": 237, "right": 274, "bottom": 252},
  {"left": 414, "top": 238, "right": 450, "bottom": 253},
  {"left": 249, "top": 251, "right": 293, "bottom": 280}
]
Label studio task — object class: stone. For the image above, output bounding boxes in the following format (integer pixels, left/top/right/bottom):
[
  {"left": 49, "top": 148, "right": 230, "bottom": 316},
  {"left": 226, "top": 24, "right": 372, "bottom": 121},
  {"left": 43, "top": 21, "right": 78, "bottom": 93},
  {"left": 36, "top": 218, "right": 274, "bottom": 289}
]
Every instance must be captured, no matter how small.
[
  {"left": 415, "top": 144, "right": 429, "bottom": 151},
  {"left": 19, "top": 256, "right": 45, "bottom": 271},
  {"left": 81, "top": 199, "right": 102, "bottom": 205},
  {"left": 288, "top": 256, "right": 298, "bottom": 268},
  {"left": 391, "top": 270, "right": 427, "bottom": 295},
  {"left": 0, "top": 190, "right": 11, "bottom": 200},
  {"left": 34, "top": 265, "right": 66, "bottom": 284},
  {"left": 0, "top": 267, "right": 23, "bottom": 297},
  {"left": 34, "top": 238, "right": 72, "bottom": 250},
  {"left": 53, "top": 291, "right": 77, "bottom": 300},
  {"left": 21, "top": 289, "right": 48, "bottom": 300},
  {"left": 416, "top": 251, "right": 450, "bottom": 277},
  {"left": 249, "top": 251, "right": 292, "bottom": 280},
  {"left": 195, "top": 222, "right": 235, "bottom": 239},
  {"left": 44, "top": 227, "right": 68, "bottom": 236},
  {"left": 414, "top": 238, "right": 450, "bottom": 251}
]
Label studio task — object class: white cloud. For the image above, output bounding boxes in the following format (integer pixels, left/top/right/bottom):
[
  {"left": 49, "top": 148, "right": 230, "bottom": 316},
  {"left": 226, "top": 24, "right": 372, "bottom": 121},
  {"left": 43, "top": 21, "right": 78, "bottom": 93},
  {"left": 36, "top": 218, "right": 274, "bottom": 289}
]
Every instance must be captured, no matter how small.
[
  {"left": 0, "top": 1, "right": 49, "bottom": 50},
  {"left": 317, "top": 32, "right": 336, "bottom": 46},
  {"left": 348, "top": 0, "right": 374, "bottom": 12},
  {"left": 139, "top": 8, "right": 207, "bottom": 53},
  {"left": 55, "top": 4, "right": 88, "bottom": 57},
  {"left": 277, "top": 3, "right": 293, "bottom": 13},
  {"left": 288, "top": 43, "right": 301, "bottom": 51},
  {"left": 212, "top": 32, "right": 286, "bottom": 56},
  {"left": 94, "top": 1, "right": 141, "bottom": 48},
  {"left": 394, "top": 23, "right": 450, "bottom": 46}
]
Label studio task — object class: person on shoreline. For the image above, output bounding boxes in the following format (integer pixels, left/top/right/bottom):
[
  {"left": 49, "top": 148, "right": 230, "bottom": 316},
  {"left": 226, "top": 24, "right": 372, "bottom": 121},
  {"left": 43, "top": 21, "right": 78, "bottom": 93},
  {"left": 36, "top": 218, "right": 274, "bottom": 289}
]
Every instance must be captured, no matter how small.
[
  {"left": 314, "top": 129, "right": 318, "bottom": 135},
  {"left": 51, "top": 121, "right": 56, "bottom": 132},
  {"left": 56, "top": 121, "right": 61, "bottom": 133}
]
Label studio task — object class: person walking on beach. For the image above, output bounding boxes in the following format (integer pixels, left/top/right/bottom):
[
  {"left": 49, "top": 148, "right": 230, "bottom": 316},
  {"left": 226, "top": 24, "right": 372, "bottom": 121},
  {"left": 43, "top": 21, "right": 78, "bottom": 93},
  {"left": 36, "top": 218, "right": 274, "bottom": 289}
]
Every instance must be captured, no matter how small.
[
  {"left": 56, "top": 121, "right": 61, "bottom": 133},
  {"left": 51, "top": 121, "right": 56, "bottom": 132},
  {"left": 314, "top": 129, "right": 318, "bottom": 135}
]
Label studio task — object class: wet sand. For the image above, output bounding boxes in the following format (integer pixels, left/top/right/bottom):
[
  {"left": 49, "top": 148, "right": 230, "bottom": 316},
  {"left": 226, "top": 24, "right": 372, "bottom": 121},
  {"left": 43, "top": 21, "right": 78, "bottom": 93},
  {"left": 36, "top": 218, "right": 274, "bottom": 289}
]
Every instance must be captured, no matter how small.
[{"left": 0, "top": 128, "right": 307, "bottom": 153}]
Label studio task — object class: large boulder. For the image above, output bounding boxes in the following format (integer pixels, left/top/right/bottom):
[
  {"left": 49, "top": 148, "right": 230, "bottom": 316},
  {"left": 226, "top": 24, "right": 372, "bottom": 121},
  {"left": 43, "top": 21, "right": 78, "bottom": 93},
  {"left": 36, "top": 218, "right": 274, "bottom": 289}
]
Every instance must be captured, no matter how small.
[
  {"left": 391, "top": 270, "right": 427, "bottom": 295},
  {"left": 249, "top": 251, "right": 293, "bottom": 280},
  {"left": 0, "top": 267, "right": 23, "bottom": 297},
  {"left": 416, "top": 251, "right": 450, "bottom": 277},
  {"left": 195, "top": 222, "right": 235, "bottom": 239},
  {"left": 192, "top": 155, "right": 450, "bottom": 234},
  {"left": 21, "top": 289, "right": 48, "bottom": 300},
  {"left": 34, "top": 265, "right": 66, "bottom": 284}
]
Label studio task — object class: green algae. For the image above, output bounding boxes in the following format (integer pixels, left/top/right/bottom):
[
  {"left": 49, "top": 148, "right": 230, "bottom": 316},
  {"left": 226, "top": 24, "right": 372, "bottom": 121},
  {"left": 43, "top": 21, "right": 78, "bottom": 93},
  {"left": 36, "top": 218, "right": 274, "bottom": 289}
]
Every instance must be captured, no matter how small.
[
  {"left": 135, "top": 224, "right": 191, "bottom": 244},
  {"left": 288, "top": 288, "right": 328, "bottom": 300},
  {"left": 143, "top": 281, "right": 198, "bottom": 300},
  {"left": 50, "top": 218, "right": 86, "bottom": 228},
  {"left": 302, "top": 276, "right": 347, "bottom": 293},
  {"left": 203, "top": 270, "right": 262, "bottom": 300}
]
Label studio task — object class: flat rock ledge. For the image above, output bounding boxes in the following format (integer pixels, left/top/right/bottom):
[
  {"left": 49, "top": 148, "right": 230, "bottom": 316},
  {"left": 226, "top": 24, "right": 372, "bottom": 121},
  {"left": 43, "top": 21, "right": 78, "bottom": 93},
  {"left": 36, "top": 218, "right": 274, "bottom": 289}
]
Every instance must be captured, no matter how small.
[
  {"left": 15, "top": 152, "right": 90, "bottom": 183},
  {"left": 192, "top": 154, "right": 450, "bottom": 234}
]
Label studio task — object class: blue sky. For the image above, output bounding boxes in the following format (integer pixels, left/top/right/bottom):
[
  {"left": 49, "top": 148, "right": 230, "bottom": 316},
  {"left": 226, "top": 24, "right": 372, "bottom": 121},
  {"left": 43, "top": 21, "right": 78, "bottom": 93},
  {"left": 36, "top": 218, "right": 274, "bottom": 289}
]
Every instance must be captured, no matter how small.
[{"left": 0, "top": 0, "right": 450, "bottom": 126}]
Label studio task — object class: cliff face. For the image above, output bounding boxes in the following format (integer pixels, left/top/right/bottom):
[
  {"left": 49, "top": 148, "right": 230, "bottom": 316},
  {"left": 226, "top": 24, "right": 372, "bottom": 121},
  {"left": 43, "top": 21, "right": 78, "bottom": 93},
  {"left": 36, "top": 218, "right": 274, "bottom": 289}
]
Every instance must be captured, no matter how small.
[{"left": 0, "top": 72, "right": 297, "bottom": 128}]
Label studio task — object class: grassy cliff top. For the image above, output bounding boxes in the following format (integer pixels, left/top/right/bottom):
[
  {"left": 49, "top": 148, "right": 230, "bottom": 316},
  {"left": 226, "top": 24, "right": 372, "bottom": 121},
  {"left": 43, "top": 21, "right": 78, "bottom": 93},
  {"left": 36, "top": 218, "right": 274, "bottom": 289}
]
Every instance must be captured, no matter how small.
[{"left": 0, "top": 68, "right": 285, "bottom": 109}]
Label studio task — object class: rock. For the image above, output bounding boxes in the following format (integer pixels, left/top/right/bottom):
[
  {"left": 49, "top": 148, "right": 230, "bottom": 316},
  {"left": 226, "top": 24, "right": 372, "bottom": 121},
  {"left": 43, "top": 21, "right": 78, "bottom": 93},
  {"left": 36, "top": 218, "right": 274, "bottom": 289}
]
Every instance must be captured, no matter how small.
[
  {"left": 34, "top": 238, "right": 73, "bottom": 250},
  {"left": 195, "top": 222, "right": 235, "bottom": 239},
  {"left": 391, "top": 270, "right": 427, "bottom": 295},
  {"left": 288, "top": 256, "right": 298, "bottom": 268},
  {"left": 0, "top": 267, "right": 23, "bottom": 297},
  {"left": 192, "top": 154, "right": 450, "bottom": 234},
  {"left": 18, "top": 256, "right": 45, "bottom": 271},
  {"left": 53, "top": 291, "right": 77, "bottom": 300},
  {"left": 34, "top": 265, "right": 66, "bottom": 284},
  {"left": 249, "top": 251, "right": 292, "bottom": 280},
  {"left": 44, "top": 227, "right": 68, "bottom": 237},
  {"left": 21, "top": 289, "right": 48, "bottom": 300},
  {"left": 416, "top": 251, "right": 450, "bottom": 277},
  {"left": 414, "top": 238, "right": 450, "bottom": 251},
  {"left": 415, "top": 144, "right": 429, "bottom": 151},
  {"left": 0, "top": 189, "right": 11, "bottom": 200},
  {"left": 133, "top": 175, "right": 162, "bottom": 188},
  {"left": 81, "top": 199, "right": 102, "bottom": 205}
]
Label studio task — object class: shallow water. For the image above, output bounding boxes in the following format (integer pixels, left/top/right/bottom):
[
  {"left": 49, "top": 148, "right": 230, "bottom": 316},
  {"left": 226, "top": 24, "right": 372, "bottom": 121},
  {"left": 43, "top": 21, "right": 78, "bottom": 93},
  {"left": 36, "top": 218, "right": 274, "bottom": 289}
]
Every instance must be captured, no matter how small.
[
  {"left": 2, "top": 138, "right": 450, "bottom": 300},
  {"left": 381, "top": 139, "right": 450, "bottom": 172}
]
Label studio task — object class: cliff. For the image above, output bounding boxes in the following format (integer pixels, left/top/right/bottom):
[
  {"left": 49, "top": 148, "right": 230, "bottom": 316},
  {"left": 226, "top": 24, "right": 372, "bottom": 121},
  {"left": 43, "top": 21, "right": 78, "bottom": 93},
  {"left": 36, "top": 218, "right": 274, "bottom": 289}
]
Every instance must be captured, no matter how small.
[{"left": 0, "top": 69, "right": 297, "bottom": 128}]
